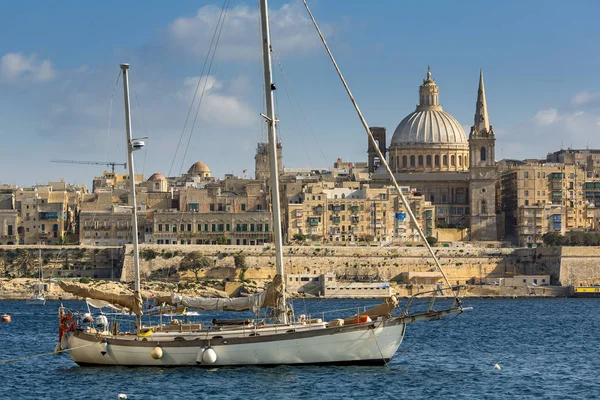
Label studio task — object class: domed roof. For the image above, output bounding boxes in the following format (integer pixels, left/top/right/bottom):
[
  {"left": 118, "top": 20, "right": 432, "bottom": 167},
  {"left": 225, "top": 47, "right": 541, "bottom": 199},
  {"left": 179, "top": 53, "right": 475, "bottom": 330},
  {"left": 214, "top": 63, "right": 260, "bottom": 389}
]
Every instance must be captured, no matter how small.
[
  {"left": 390, "top": 67, "right": 467, "bottom": 147},
  {"left": 391, "top": 109, "right": 466, "bottom": 146},
  {"left": 187, "top": 161, "right": 210, "bottom": 175},
  {"left": 148, "top": 173, "right": 166, "bottom": 181}
]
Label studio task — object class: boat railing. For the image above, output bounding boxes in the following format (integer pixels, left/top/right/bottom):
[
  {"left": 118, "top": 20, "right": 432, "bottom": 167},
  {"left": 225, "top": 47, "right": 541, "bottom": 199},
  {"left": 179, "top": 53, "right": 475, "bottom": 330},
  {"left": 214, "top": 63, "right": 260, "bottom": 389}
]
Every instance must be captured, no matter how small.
[
  {"left": 403, "top": 285, "right": 465, "bottom": 316},
  {"left": 306, "top": 305, "right": 370, "bottom": 323}
]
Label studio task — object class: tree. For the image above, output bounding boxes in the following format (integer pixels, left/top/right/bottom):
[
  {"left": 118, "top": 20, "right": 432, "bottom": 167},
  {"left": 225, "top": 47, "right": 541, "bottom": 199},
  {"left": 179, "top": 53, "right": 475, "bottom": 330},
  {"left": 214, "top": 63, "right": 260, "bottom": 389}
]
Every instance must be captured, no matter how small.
[
  {"left": 542, "top": 232, "right": 566, "bottom": 247},
  {"left": 179, "top": 251, "right": 212, "bottom": 281},
  {"left": 426, "top": 236, "right": 438, "bottom": 246},
  {"left": 360, "top": 234, "right": 374, "bottom": 244},
  {"left": 234, "top": 253, "right": 249, "bottom": 281},
  {"left": 292, "top": 233, "right": 306, "bottom": 242}
]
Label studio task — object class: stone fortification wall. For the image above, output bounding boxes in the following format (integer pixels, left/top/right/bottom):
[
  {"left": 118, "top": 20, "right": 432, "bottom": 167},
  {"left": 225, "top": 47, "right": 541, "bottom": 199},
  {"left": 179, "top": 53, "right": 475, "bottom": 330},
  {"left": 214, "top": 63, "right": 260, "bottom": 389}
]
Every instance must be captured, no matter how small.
[{"left": 122, "top": 244, "right": 522, "bottom": 285}]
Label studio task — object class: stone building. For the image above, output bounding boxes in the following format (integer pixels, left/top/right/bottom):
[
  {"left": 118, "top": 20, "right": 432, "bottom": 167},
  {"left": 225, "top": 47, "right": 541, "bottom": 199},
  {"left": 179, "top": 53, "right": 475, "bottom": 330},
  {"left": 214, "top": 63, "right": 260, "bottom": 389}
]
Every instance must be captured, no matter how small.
[
  {"left": 285, "top": 181, "right": 435, "bottom": 244},
  {"left": 500, "top": 163, "right": 594, "bottom": 246},
  {"left": 372, "top": 68, "right": 498, "bottom": 241}
]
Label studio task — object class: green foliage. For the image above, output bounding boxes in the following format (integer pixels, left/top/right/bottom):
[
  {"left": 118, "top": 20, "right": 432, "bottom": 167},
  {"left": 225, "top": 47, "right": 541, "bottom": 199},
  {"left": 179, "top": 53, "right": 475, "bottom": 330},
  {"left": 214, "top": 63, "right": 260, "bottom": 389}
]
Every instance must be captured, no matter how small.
[
  {"left": 359, "top": 234, "right": 374, "bottom": 244},
  {"left": 140, "top": 248, "right": 158, "bottom": 261},
  {"left": 292, "top": 233, "right": 306, "bottom": 242},
  {"left": 234, "top": 253, "right": 249, "bottom": 282},
  {"left": 79, "top": 277, "right": 91, "bottom": 284},
  {"left": 179, "top": 251, "right": 212, "bottom": 281},
  {"left": 542, "top": 232, "right": 567, "bottom": 246},
  {"left": 426, "top": 236, "right": 438, "bottom": 246},
  {"left": 215, "top": 236, "right": 228, "bottom": 245}
]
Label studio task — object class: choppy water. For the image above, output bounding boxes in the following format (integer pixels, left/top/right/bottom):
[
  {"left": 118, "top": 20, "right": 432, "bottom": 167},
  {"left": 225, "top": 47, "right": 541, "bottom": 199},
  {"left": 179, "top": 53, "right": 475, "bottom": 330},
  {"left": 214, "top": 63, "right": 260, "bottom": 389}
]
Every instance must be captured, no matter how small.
[{"left": 0, "top": 298, "right": 598, "bottom": 399}]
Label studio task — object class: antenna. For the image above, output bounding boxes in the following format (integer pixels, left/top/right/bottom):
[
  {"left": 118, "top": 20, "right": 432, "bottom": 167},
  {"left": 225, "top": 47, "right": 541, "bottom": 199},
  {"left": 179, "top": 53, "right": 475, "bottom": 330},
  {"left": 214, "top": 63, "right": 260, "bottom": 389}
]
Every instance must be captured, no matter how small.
[{"left": 50, "top": 160, "right": 127, "bottom": 173}]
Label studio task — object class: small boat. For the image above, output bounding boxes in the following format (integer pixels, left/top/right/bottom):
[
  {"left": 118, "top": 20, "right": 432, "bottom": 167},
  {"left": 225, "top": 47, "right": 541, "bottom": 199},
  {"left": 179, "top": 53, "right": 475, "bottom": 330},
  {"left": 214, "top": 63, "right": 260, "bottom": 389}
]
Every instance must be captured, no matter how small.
[
  {"left": 26, "top": 247, "right": 46, "bottom": 305},
  {"left": 26, "top": 291, "right": 46, "bottom": 306}
]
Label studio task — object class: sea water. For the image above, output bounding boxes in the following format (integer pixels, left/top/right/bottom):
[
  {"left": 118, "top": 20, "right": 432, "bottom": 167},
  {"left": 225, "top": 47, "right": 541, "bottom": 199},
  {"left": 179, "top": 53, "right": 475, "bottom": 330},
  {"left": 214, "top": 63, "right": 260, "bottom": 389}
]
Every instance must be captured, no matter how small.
[{"left": 0, "top": 298, "right": 598, "bottom": 399}]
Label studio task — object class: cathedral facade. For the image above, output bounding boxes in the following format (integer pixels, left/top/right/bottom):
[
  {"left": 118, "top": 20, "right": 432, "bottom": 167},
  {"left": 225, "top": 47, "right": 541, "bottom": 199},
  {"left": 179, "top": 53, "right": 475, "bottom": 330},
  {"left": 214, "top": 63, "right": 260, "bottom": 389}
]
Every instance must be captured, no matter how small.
[{"left": 371, "top": 68, "right": 497, "bottom": 241}]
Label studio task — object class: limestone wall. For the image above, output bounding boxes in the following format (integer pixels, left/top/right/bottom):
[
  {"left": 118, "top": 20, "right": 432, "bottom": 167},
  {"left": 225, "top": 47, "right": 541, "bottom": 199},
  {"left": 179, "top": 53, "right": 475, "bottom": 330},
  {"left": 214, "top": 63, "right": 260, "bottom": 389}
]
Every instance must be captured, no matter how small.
[{"left": 122, "top": 244, "right": 522, "bottom": 285}]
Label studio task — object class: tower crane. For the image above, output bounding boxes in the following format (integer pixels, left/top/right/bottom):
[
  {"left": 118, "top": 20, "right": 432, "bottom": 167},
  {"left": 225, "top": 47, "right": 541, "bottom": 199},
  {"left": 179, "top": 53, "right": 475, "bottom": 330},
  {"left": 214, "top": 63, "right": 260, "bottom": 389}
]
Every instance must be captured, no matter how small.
[{"left": 50, "top": 160, "right": 127, "bottom": 173}]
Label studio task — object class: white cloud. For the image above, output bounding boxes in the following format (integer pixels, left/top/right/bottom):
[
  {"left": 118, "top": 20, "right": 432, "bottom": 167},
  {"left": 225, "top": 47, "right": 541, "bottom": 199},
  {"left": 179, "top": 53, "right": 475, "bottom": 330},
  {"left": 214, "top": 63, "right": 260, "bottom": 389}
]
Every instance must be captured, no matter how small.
[
  {"left": 166, "top": 2, "right": 330, "bottom": 61},
  {"left": 174, "top": 75, "right": 256, "bottom": 127},
  {"left": 534, "top": 108, "right": 559, "bottom": 126},
  {"left": 571, "top": 91, "right": 600, "bottom": 106},
  {"left": 0, "top": 52, "right": 56, "bottom": 83}
]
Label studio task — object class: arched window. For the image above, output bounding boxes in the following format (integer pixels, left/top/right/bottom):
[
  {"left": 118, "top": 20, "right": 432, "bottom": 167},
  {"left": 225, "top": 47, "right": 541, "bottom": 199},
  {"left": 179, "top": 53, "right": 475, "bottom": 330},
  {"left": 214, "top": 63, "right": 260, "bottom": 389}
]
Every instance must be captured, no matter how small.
[
  {"left": 481, "top": 200, "right": 487, "bottom": 214},
  {"left": 396, "top": 156, "right": 399, "bottom": 170},
  {"left": 451, "top": 155, "right": 455, "bottom": 166},
  {"left": 426, "top": 155, "right": 432, "bottom": 166},
  {"left": 434, "top": 155, "right": 440, "bottom": 166},
  {"left": 402, "top": 156, "right": 407, "bottom": 168},
  {"left": 418, "top": 155, "right": 423, "bottom": 166},
  {"left": 480, "top": 147, "right": 487, "bottom": 161},
  {"left": 410, "top": 155, "right": 415, "bottom": 167},
  {"left": 458, "top": 155, "right": 462, "bottom": 166},
  {"left": 443, "top": 155, "right": 448, "bottom": 166}
]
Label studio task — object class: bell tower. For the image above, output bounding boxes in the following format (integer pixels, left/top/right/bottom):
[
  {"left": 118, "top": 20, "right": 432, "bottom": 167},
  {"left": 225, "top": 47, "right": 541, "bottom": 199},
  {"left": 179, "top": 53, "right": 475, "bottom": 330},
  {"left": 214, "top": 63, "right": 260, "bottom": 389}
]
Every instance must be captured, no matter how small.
[{"left": 469, "top": 69, "right": 497, "bottom": 241}]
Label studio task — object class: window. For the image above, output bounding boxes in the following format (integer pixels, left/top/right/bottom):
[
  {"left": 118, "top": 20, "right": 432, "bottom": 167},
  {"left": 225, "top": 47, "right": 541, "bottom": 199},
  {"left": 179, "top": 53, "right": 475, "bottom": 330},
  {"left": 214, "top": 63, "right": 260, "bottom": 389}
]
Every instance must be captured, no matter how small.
[
  {"left": 210, "top": 204, "right": 215, "bottom": 211},
  {"left": 211, "top": 224, "right": 216, "bottom": 232},
  {"left": 418, "top": 155, "right": 423, "bottom": 166},
  {"left": 41, "top": 224, "right": 45, "bottom": 231},
  {"left": 426, "top": 155, "right": 432, "bottom": 166},
  {"left": 241, "top": 204, "right": 246, "bottom": 211},
  {"left": 480, "top": 147, "right": 487, "bottom": 161},
  {"left": 187, "top": 224, "right": 192, "bottom": 232},
  {"left": 165, "top": 224, "right": 170, "bottom": 232},
  {"left": 402, "top": 156, "right": 407, "bottom": 168},
  {"left": 524, "top": 171, "right": 529, "bottom": 178},
  {"left": 197, "top": 224, "right": 201, "bottom": 232},
  {"left": 204, "top": 224, "right": 209, "bottom": 232},
  {"left": 525, "top": 191, "right": 529, "bottom": 197},
  {"left": 481, "top": 200, "right": 487, "bottom": 214},
  {"left": 180, "top": 224, "right": 185, "bottom": 232},
  {"left": 410, "top": 155, "right": 415, "bottom": 167},
  {"left": 218, "top": 203, "right": 223, "bottom": 211},
  {"left": 172, "top": 225, "right": 177, "bottom": 233},
  {"left": 226, "top": 224, "right": 230, "bottom": 231},
  {"left": 435, "top": 155, "right": 440, "bottom": 166},
  {"left": 189, "top": 203, "right": 199, "bottom": 212},
  {"left": 451, "top": 155, "right": 455, "bottom": 166},
  {"left": 443, "top": 155, "right": 448, "bottom": 166},
  {"left": 458, "top": 155, "right": 462, "bottom": 166},
  {"left": 218, "top": 224, "right": 224, "bottom": 232}
]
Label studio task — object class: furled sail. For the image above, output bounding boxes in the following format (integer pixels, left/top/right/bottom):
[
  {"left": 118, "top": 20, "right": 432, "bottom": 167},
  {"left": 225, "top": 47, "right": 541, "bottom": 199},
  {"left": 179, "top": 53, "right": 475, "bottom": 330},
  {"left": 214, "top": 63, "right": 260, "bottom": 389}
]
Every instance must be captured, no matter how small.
[
  {"left": 58, "top": 281, "right": 143, "bottom": 316},
  {"left": 155, "top": 275, "right": 283, "bottom": 313}
]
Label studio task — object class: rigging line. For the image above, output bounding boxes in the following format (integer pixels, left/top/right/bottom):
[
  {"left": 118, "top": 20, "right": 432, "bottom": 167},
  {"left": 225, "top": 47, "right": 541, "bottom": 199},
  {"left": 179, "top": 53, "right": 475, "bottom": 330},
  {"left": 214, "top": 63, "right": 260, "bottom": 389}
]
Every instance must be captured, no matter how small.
[
  {"left": 178, "top": 0, "right": 232, "bottom": 177},
  {"left": 302, "top": 0, "right": 460, "bottom": 302},
  {"left": 167, "top": 0, "right": 230, "bottom": 178},
  {"left": 0, "top": 342, "right": 98, "bottom": 364},
  {"left": 274, "top": 62, "right": 313, "bottom": 169},
  {"left": 399, "top": 311, "right": 463, "bottom": 356},
  {"left": 370, "top": 325, "right": 389, "bottom": 367},
  {"left": 133, "top": 85, "right": 150, "bottom": 177},
  {"left": 271, "top": 49, "right": 329, "bottom": 167}
]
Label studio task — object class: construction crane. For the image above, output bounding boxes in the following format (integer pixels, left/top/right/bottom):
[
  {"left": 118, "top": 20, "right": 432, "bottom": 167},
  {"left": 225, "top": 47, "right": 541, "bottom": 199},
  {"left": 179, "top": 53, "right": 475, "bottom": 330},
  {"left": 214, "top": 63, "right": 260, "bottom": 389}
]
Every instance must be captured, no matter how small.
[{"left": 51, "top": 160, "right": 127, "bottom": 173}]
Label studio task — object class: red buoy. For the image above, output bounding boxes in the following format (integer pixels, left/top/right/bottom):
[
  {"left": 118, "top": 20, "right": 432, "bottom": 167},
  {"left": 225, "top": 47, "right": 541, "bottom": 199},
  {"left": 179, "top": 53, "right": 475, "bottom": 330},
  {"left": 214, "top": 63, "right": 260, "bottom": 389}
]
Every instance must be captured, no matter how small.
[{"left": 1, "top": 314, "right": 11, "bottom": 323}]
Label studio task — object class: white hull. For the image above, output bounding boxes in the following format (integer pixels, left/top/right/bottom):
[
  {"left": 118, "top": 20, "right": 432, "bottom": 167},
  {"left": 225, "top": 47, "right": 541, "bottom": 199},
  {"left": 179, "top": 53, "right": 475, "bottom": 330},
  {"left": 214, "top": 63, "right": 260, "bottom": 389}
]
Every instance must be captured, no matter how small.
[{"left": 66, "top": 319, "right": 406, "bottom": 367}]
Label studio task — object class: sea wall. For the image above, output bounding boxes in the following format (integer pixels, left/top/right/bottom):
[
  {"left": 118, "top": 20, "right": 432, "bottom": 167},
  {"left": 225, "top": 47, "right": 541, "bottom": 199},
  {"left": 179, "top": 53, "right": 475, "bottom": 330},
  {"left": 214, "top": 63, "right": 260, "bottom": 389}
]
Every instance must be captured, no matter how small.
[{"left": 122, "top": 244, "right": 522, "bottom": 285}]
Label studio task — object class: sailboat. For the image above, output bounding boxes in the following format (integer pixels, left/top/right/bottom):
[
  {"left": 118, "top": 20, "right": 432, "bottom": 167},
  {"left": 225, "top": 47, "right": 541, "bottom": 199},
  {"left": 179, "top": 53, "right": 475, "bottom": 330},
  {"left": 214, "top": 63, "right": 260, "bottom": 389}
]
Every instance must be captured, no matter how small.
[
  {"left": 56, "top": 0, "right": 469, "bottom": 366},
  {"left": 27, "top": 247, "right": 46, "bottom": 305}
]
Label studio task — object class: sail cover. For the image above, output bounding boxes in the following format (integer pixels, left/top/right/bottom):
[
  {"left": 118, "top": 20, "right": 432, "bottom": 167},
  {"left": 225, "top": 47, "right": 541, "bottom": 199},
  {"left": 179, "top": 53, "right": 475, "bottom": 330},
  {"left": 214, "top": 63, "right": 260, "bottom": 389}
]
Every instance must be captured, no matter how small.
[
  {"left": 58, "top": 281, "right": 143, "bottom": 316},
  {"left": 155, "top": 275, "right": 283, "bottom": 313}
]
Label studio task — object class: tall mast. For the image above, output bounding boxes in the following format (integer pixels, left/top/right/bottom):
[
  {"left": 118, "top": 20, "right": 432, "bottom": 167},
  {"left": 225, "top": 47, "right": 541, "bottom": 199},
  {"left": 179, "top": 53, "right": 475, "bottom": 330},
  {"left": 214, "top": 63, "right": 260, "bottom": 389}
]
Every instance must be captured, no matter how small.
[
  {"left": 120, "top": 63, "right": 142, "bottom": 332},
  {"left": 259, "top": 0, "right": 287, "bottom": 323}
]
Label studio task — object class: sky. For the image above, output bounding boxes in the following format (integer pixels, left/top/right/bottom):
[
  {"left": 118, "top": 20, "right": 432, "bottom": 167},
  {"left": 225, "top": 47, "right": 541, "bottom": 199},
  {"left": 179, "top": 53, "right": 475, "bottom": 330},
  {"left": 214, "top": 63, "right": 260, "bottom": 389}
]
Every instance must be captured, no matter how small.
[{"left": 1, "top": 0, "right": 600, "bottom": 188}]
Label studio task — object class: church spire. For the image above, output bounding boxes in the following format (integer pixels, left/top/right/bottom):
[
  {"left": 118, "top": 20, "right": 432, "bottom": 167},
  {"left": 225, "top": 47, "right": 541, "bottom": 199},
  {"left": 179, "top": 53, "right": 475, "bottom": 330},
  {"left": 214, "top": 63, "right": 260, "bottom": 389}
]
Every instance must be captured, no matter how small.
[{"left": 474, "top": 68, "right": 490, "bottom": 133}]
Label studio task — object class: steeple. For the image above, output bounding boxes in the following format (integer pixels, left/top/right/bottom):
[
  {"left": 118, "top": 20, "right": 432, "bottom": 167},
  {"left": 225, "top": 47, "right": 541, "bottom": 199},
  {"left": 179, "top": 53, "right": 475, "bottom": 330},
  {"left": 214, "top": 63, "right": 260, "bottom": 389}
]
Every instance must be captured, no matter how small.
[{"left": 474, "top": 68, "right": 490, "bottom": 133}]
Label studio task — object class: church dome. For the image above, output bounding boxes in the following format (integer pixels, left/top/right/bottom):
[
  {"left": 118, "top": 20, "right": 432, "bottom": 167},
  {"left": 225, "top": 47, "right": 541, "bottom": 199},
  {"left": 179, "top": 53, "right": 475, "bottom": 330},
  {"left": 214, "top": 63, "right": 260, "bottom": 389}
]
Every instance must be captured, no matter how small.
[
  {"left": 391, "top": 109, "right": 466, "bottom": 146},
  {"left": 148, "top": 172, "right": 165, "bottom": 181},
  {"left": 390, "top": 67, "right": 467, "bottom": 147},
  {"left": 187, "top": 161, "right": 211, "bottom": 175}
]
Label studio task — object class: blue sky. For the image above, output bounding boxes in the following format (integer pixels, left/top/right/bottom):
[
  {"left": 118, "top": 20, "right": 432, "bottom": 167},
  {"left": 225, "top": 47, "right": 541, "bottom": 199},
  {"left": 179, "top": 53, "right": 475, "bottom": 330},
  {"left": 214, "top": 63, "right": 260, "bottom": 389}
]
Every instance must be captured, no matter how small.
[{"left": 1, "top": 0, "right": 599, "bottom": 187}]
